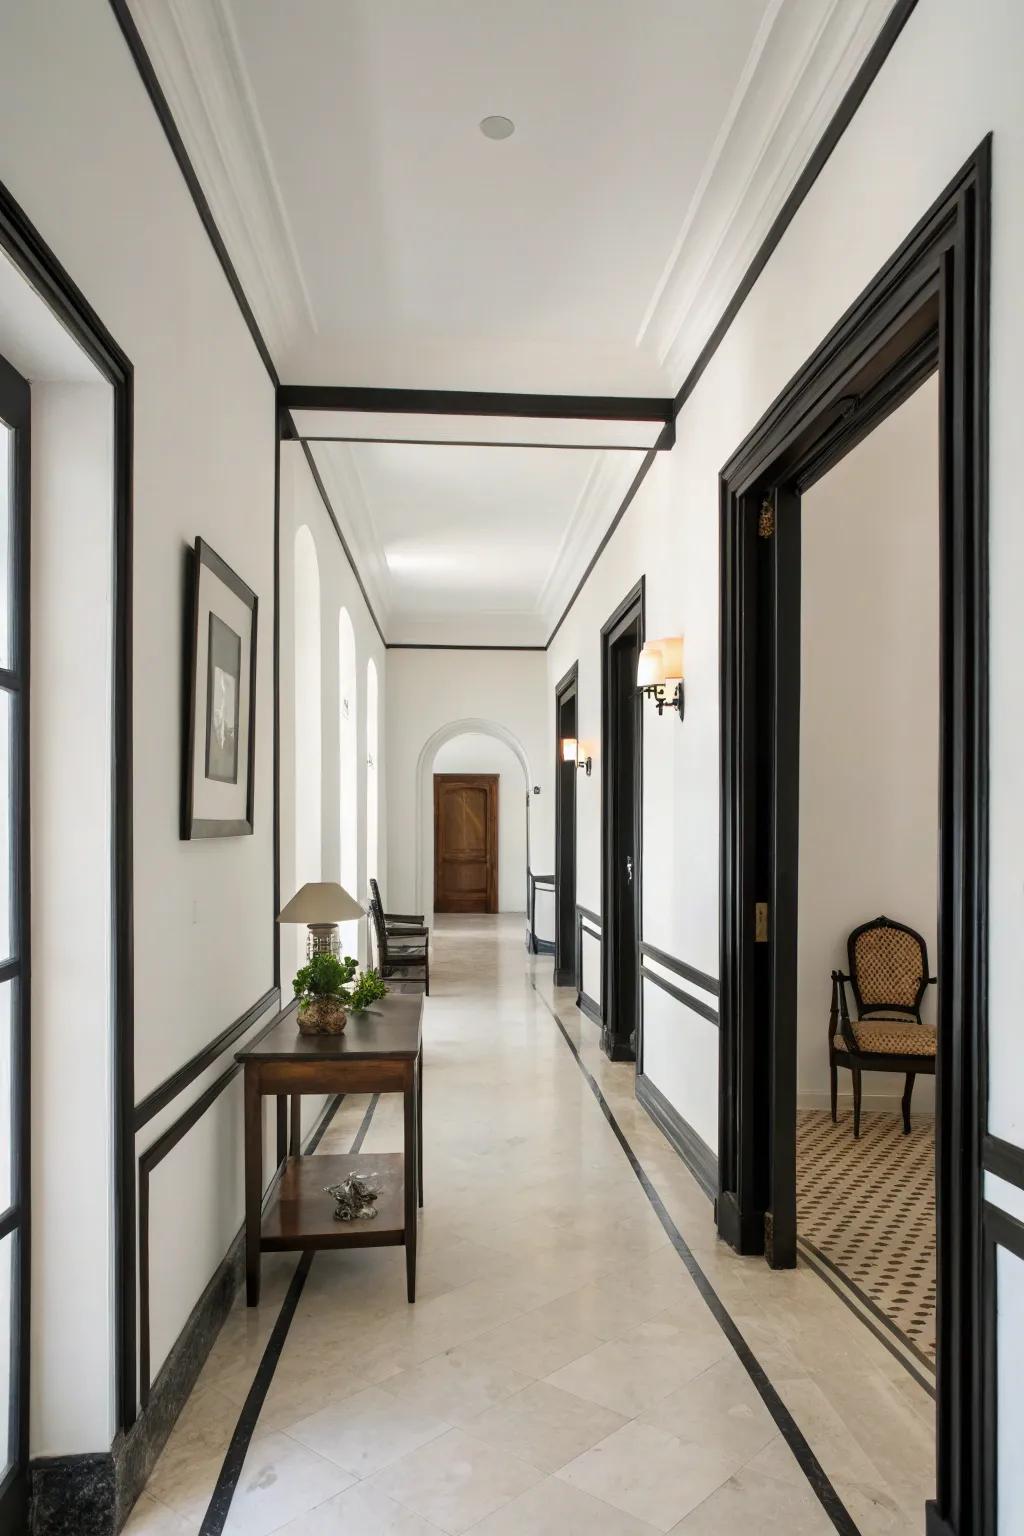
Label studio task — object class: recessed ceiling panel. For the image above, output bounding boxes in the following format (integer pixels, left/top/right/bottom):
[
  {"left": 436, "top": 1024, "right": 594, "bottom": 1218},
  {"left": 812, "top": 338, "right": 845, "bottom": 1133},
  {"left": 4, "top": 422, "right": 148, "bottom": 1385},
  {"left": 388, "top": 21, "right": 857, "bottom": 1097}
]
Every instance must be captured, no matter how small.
[
  {"left": 308, "top": 437, "right": 645, "bottom": 643},
  {"left": 225, "top": 0, "right": 770, "bottom": 390}
]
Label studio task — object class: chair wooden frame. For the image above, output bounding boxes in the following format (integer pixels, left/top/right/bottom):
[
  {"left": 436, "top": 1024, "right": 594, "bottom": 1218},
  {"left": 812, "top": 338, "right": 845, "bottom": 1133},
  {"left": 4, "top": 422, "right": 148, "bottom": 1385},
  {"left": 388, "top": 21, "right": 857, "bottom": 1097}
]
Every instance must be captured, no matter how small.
[
  {"left": 829, "top": 914, "right": 936, "bottom": 1138},
  {"left": 369, "top": 880, "right": 430, "bottom": 994},
  {"left": 369, "top": 878, "right": 427, "bottom": 937}
]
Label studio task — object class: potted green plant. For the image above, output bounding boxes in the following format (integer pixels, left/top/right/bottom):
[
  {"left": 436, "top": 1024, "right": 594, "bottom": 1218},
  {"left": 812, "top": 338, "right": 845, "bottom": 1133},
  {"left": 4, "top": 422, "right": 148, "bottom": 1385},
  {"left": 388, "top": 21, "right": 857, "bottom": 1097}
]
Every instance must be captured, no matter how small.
[{"left": 292, "top": 952, "right": 388, "bottom": 1035}]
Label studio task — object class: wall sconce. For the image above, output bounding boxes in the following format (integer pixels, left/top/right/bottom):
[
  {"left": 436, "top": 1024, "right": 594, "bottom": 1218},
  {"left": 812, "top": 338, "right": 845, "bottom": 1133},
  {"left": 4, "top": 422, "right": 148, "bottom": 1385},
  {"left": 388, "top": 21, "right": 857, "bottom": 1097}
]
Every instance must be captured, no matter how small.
[
  {"left": 637, "top": 637, "right": 685, "bottom": 722},
  {"left": 561, "top": 736, "right": 592, "bottom": 776}
]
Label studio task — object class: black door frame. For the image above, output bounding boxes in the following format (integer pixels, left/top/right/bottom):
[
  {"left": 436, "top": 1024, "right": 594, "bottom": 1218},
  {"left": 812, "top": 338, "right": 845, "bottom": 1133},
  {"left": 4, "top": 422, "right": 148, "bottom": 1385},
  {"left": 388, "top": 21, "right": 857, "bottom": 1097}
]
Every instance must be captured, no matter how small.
[
  {"left": 600, "top": 579, "right": 645, "bottom": 1062},
  {"left": 554, "top": 662, "right": 578, "bottom": 986},
  {"left": 0, "top": 183, "right": 136, "bottom": 1436},
  {"left": 0, "top": 349, "right": 30, "bottom": 1534},
  {"left": 718, "top": 141, "right": 989, "bottom": 1536}
]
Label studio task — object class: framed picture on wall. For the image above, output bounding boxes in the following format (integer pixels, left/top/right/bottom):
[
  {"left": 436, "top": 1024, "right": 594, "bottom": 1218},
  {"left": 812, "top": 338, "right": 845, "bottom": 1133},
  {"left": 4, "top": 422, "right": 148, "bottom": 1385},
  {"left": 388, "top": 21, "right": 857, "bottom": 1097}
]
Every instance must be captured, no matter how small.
[{"left": 182, "top": 537, "right": 258, "bottom": 838}]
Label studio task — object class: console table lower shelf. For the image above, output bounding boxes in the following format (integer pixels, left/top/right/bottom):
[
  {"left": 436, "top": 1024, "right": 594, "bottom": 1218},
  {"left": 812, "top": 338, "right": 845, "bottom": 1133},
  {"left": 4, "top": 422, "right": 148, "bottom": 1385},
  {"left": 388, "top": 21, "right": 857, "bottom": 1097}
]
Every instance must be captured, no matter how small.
[
  {"left": 237, "top": 992, "right": 424, "bottom": 1306},
  {"left": 262, "top": 1152, "right": 406, "bottom": 1253}
]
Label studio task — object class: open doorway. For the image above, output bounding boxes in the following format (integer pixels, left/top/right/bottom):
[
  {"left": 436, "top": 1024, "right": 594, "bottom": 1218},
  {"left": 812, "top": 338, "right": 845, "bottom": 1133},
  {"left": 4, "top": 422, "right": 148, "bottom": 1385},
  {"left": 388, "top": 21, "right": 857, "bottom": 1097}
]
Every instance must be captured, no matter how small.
[
  {"left": 717, "top": 146, "right": 988, "bottom": 1534},
  {"left": 794, "top": 376, "right": 939, "bottom": 1384},
  {"left": 601, "top": 580, "right": 644, "bottom": 1062},
  {"left": 554, "top": 661, "right": 578, "bottom": 986}
]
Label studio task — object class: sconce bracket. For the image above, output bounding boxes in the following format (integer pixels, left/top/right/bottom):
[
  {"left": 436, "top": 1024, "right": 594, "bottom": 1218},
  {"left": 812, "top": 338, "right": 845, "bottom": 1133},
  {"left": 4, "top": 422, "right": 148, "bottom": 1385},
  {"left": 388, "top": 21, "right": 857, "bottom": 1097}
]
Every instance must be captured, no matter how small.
[{"left": 641, "top": 681, "right": 685, "bottom": 723}]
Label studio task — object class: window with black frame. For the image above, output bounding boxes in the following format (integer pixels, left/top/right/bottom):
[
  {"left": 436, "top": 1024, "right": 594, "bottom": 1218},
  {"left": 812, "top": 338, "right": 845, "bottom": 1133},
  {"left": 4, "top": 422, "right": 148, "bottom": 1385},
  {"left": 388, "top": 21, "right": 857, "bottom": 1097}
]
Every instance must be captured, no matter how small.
[{"left": 0, "top": 348, "right": 30, "bottom": 1530}]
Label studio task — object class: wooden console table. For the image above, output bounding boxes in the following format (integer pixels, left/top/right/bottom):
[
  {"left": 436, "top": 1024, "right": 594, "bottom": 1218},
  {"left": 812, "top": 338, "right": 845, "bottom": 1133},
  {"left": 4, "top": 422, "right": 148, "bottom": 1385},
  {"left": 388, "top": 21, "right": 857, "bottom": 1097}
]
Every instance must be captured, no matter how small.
[{"left": 237, "top": 992, "right": 423, "bottom": 1306}]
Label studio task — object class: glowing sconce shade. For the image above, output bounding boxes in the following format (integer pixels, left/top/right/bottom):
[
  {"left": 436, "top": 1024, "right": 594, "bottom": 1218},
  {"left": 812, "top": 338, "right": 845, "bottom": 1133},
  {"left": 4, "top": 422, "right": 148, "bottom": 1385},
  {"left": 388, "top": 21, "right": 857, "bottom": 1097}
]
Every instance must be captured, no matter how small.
[
  {"left": 561, "top": 736, "right": 592, "bottom": 776},
  {"left": 637, "top": 636, "right": 685, "bottom": 722}
]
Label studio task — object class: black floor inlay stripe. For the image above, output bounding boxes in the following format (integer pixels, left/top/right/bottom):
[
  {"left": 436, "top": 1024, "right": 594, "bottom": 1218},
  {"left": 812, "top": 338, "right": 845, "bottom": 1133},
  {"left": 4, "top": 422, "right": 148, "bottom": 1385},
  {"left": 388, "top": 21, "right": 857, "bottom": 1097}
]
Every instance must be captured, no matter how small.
[
  {"left": 530, "top": 976, "right": 861, "bottom": 1536},
  {"left": 198, "top": 1091, "right": 374, "bottom": 1535}
]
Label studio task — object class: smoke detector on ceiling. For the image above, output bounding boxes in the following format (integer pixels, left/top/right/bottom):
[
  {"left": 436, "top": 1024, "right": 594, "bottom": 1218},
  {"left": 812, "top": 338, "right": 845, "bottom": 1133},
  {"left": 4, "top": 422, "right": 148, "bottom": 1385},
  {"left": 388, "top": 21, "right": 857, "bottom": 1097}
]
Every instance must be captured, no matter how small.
[{"left": 479, "top": 115, "right": 515, "bottom": 140}]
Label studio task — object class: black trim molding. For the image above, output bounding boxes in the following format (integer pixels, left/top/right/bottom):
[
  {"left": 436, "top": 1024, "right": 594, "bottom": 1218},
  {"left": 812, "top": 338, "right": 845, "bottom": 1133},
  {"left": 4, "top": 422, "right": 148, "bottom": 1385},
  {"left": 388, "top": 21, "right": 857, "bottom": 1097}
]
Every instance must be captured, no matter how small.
[
  {"left": 980, "top": 1201, "right": 1024, "bottom": 1536},
  {"left": 639, "top": 941, "right": 719, "bottom": 997},
  {"left": 672, "top": 0, "right": 922, "bottom": 415},
  {"left": 0, "top": 173, "right": 138, "bottom": 1447},
  {"left": 279, "top": 385, "right": 674, "bottom": 422},
  {"left": 106, "top": 0, "right": 279, "bottom": 387},
  {"left": 527, "top": 871, "right": 555, "bottom": 956},
  {"left": 636, "top": 1073, "right": 718, "bottom": 1202},
  {"left": 718, "top": 140, "right": 990, "bottom": 1536},
  {"left": 640, "top": 966, "right": 718, "bottom": 1027},
  {"left": 135, "top": 987, "right": 279, "bottom": 1130},
  {"left": 31, "top": 1083, "right": 345, "bottom": 1535},
  {"left": 982, "top": 1132, "right": 1024, "bottom": 1192},
  {"left": 574, "top": 904, "right": 602, "bottom": 1024}
]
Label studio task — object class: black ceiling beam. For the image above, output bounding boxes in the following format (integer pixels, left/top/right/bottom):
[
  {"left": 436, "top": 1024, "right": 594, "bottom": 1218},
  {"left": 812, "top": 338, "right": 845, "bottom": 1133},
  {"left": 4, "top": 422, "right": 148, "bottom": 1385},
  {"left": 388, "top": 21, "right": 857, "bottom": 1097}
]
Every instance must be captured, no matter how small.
[{"left": 278, "top": 385, "right": 674, "bottom": 424}]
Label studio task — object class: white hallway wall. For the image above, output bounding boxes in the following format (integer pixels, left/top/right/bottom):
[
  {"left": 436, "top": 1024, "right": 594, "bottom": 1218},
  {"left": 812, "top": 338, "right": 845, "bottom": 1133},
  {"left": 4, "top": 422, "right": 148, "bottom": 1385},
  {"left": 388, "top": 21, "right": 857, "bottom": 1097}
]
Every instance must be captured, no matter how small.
[
  {"left": 385, "top": 649, "right": 549, "bottom": 922},
  {"left": 797, "top": 377, "right": 939, "bottom": 1113},
  {"left": 278, "top": 442, "right": 388, "bottom": 1007},
  {"left": 0, "top": 0, "right": 277, "bottom": 1449},
  {"left": 546, "top": 0, "right": 1023, "bottom": 1512},
  {"left": 432, "top": 735, "right": 528, "bottom": 912}
]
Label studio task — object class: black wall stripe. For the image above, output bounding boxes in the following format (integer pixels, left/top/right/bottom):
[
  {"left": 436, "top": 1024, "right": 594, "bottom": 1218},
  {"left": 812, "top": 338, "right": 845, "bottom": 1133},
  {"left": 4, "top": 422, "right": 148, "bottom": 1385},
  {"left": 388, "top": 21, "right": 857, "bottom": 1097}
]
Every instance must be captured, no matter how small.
[
  {"left": 134, "top": 987, "right": 280, "bottom": 1130},
  {"left": 640, "top": 941, "right": 719, "bottom": 997},
  {"left": 640, "top": 966, "right": 719, "bottom": 1026}
]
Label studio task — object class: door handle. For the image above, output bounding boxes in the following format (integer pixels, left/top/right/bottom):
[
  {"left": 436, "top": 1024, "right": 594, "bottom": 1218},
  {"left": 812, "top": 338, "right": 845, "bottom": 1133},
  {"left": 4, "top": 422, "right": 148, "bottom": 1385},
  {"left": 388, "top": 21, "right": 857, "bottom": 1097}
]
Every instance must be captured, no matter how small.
[{"left": 626, "top": 855, "right": 633, "bottom": 884}]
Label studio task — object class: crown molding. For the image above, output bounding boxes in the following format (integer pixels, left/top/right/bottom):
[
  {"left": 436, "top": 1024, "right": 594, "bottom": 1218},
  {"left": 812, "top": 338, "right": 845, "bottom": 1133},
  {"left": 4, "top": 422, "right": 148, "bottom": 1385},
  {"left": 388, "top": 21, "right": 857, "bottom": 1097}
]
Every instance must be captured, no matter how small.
[
  {"left": 536, "top": 450, "right": 648, "bottom": 632},
  {"left": 638, "top": 0, "right": 899, "bottom": 387},
  {"left": 129, "top": 0, "right": 316, "bottom": 361},
  {"left": 306, "top": 443, "right": 395, "bottom": 630}
]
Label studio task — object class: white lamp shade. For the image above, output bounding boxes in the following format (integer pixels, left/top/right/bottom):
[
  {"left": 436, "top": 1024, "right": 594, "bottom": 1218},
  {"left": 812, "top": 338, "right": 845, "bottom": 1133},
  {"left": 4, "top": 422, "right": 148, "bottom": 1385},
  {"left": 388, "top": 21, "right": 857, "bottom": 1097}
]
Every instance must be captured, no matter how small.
[
  {"left": 561, "top": 737, "right": 578, "bottom": 763},
  {"left": 278, "top": 881, "right": 365, "bottom": 923},
  {"left": 659, "top": 636, "right": 684, "bottom": 684},
  {"left": 636, "top": 643, "right": 664, "bottom": 689}
]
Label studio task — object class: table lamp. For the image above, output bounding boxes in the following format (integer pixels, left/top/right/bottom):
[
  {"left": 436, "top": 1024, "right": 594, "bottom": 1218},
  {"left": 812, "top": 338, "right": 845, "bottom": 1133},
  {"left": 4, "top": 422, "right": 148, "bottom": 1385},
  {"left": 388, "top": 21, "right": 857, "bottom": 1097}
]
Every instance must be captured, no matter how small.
[{"left": 278, "top": 881, "right": 365, "bottom": 958}]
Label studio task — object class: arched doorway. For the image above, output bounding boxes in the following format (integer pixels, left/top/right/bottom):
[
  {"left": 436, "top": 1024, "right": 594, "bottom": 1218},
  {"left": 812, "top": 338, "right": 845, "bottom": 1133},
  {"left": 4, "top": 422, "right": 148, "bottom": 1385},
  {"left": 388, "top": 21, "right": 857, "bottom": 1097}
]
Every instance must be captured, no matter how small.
[{"left": 414, "top": 718, "right": 532, "bottom": 918}]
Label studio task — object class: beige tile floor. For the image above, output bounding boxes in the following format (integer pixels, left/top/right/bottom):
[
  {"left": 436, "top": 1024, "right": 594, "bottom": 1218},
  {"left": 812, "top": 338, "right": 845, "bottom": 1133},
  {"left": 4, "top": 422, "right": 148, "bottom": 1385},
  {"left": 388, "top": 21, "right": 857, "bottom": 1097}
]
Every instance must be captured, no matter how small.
[{"left": 126, "top": 915, "right": 935, "bottom": 1535}]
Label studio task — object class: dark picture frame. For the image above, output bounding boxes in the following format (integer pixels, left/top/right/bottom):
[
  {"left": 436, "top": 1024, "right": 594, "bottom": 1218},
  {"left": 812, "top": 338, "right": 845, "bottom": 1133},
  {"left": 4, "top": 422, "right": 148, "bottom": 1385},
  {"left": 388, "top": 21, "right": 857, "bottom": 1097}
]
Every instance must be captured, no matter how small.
[{"left": 182, "top": 537, "right": 257, "bottom": 838}]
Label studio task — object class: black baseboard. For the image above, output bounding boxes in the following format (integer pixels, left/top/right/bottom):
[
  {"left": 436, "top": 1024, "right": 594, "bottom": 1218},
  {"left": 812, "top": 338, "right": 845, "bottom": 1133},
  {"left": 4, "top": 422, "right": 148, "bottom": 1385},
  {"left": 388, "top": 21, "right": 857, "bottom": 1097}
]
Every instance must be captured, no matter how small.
[
  {"left": 30, "top": 1453, "right": 117, "bottom": 1536},
  {"left": 533, "top": 938, "right": 555, "bottom": 955},
  {"left": 553, "top": 965, "right": 575, "bottom": 987},
  {"left": 32, "top": 1228, "right": 245, "bottom": 1534},
  {"left": 924, "top": 1503, "right": 957, "bottom": 1536},
  {"left": 576, "top": 991, "right": 601, "bottom": 1025},
  {"left": 636, "top": 1073, "right": 718, "bottom": 1201},
  {"left": 601, "top": 1036, "right": 636, "bottom": 1063}
]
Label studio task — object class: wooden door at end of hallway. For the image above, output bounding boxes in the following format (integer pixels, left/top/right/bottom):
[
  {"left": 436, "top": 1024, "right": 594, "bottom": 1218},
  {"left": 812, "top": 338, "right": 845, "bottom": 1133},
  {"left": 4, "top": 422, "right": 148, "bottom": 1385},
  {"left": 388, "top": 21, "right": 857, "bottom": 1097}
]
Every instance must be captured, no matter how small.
[{"left": 434, "top": 774, "right": 499, "bottom": 913}]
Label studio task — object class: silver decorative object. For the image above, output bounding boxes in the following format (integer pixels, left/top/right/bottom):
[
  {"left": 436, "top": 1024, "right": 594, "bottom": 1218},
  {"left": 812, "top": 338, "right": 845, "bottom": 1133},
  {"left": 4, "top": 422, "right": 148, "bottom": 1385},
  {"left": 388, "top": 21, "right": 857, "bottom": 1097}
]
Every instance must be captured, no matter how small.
[{"left": 325, "top": 1172, "right": 380, "bottom": 1222}]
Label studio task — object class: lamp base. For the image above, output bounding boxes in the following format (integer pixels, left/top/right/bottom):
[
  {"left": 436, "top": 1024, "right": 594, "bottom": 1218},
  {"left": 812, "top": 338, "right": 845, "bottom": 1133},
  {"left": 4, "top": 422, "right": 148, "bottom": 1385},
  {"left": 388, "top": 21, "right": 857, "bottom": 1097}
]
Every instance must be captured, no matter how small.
[{"left": 306, "top": 923, "right": 341, "bottom": 959}]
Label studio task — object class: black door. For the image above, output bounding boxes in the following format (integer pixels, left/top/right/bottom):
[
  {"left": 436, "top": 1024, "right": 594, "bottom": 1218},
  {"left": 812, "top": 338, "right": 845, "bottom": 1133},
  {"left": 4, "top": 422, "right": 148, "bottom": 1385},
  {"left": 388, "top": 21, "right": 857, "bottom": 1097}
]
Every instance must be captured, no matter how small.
[
  {"left": 0, "top": 350, "right": 31, "bottom": 1533},
  {"left": 554, "top": 664, "right": 578, "bottom": 987},
  {"left": 601, "top": 582, "right": 644, "bottom": 1061}
]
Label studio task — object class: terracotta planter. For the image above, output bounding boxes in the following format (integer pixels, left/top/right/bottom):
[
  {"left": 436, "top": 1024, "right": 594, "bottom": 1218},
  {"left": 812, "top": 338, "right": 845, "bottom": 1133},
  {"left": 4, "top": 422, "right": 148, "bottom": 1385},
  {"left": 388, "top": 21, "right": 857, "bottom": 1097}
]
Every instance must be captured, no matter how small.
[{"left": 297, "top": 997, "right": 348, "bottom": 1035}]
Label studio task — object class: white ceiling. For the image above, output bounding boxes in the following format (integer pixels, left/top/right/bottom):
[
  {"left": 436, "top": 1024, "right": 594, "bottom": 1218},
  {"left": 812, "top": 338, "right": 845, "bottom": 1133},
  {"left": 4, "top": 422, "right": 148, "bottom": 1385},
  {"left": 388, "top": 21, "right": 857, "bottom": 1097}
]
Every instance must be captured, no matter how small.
[
  {"left": 309, "top": 439, "right": 645, "bottom": 645},
  {"left": 133, "top": 0, "right": 900, "bottom": 642}
]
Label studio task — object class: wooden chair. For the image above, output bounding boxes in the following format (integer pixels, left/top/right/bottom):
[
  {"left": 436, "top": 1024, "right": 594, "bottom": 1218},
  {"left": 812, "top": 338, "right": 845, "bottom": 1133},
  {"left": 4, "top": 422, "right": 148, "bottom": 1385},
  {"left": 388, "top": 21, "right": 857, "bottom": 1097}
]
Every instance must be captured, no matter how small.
[
  {"left": 369, "top": 885, "right": 429, "bottom": 995},
  {"left": 369, "top": 878, "right": 426, "bottom": 937},
  {"left": 829, "top": 914, "right": 936, "bottom": 1138}
]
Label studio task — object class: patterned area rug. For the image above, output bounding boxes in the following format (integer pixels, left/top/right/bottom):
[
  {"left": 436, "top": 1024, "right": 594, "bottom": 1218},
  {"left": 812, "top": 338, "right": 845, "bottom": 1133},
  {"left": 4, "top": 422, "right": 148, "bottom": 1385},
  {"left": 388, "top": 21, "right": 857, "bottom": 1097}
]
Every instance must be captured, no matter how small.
[{"left": 796, "top": 1108, "right": 936, "bottom": 1365}]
